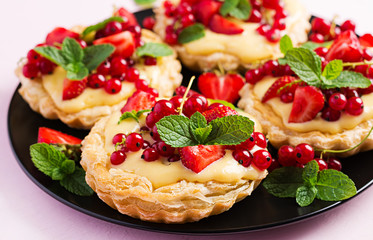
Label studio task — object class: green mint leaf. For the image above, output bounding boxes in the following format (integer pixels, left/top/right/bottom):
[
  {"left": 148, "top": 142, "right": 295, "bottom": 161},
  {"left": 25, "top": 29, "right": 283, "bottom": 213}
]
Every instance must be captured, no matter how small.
[
  {"left": 189, "top": 112, "right": 210, "bottom": 144},
  {"left": 81, "top": 16, "right": 124, "bottom": 37},
  {"left": 178, "top": 23, "right": 205, "bottom": 44},
  {"left": 229, "top": 0, "right": 252, "bottom": 20},
  {"left": 193, "top": 126, "right": 213, "bottom": 144},
  {"left": 51, "top": 168, "right": 66, "bottom": 181},
  {"left": 83, "top": 44, "right": 115, "bottom": 71},
  {"left": 296, "top": 185, "right": 318, "bottom": 207},
  {"left": 322, "top": 60, "right": 343, "bottom": 80},
  {"left": 322, "top": 71, "right": 371, "bottom": 89},
  {"left": 156, "top": 115, "right": 197, "bottom": 147},
  {"left": 263, "top": 167, "right": 304, "bottom": 198},
  {"left": 205, "top": 115, "right": 254, "bottom": 145},
  {"left": 315, "top": 169, "right": 357, "bottom": 201},
  {"left": 51, "top": 144, "right": 81, "bottom": 162},
  {"left": 301, "top": 41, "right": 333, "bottom": 50},
  {"left": 30, "top": 143, "right": 67, "bottom": 177},
  {"left": 303, "top": 160, "right": 319, "bottom": 186},
  {"left": 60, "top": 168, "right": 94, "bottom": 196},
  {"left": 220, "top": 0, "right": 240, "bottom": 16},
  {"left": 190, "top": 111, "right": 207, "bottom": 130},
  {"left": 135, "top": 0, "right": 156, "bottom": 4},
  {"left": 60, "top": 160, "right": 76, "bottom": 175},
  {"left": 136, "top": 42, "right": 173, "bottom": 58},
  {"left": 66, "top": 62, "right": 89, "bottom": 80},
  {"left": 118, "top": 109, "right": 151, "bottom": 124},
  {"left": 279, "top": 48, "right": 323, "bottom": 87},
  {"left": 62, "top": 38, "right": 84, "bottom": 63},
  {"left": 280, "top": 35, "right": 293, "bottom": 55},
  {"left": 208, "top": 99, "right": 236, "bottom": 110},
  {"left": 34, "top": 46, "right": 67, "bottom": 68}
]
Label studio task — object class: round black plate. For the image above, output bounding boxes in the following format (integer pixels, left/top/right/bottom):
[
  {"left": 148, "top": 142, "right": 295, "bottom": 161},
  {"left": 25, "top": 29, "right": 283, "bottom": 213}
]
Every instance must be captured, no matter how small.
[{"left": 7, "top": 9, "right": 373, "bottom": 235}]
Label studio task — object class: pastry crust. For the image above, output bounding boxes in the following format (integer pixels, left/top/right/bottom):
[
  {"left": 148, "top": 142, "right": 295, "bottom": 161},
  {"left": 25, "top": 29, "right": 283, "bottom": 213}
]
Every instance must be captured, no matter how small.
[
  {"left": 153, "top": 0, "right": 311, "bottom": 72},
  {"left": 16, "top": 29, "right": 182, "bottom": 129},
  {"left": 80, "top": 115, "right": 265, "bottom": 223},
  {"left": 238, "top": 84, "right": 373, "bottom": 157}
]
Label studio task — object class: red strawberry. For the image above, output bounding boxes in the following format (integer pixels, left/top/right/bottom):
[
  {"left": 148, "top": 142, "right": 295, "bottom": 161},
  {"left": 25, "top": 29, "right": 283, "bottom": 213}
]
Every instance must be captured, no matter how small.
[
  {"left": 198, "top": 72, "right": 245, "bottom": 103},
  {"left": 175, "top": 86, "right": 199, "bottom": 97},
  {"left": 359, "top": 33, "right": 373, "bottom": 48},
  {"left": 288, "top": 86, "right": 325, "bottom": 123},
  {"left": 38, "top": 127, "right": 82, "bottom": 144},
  {"left": 93, "top": 31, "right": 135, "bottom": 58},
  {"left": 114, "top": 7, "right": 139, "bottom": 27},
  {"left": 209, "top": 14, "right": 244, "bottom": 35},
  {"left": 325, "top": 30, "right": 363, "bottom": 62},
  {"left": 180, "top": 145, "right": 225, "bottom": 173},
  {"left": 193, "top": 0, "right": 222, "bottom": 26},
  {"left": 121, "top": 90, "right": 156, "bottom": 113},
  {"left": 45, "top": 27, "right": 80, "bottom": 46},
  {"left": 202, "top": 106, "right": 238, "bottom": 122},
  {"left": 62, "top": 78, "right": 87, "bottom": 101},
  {"left": 262, "top": 76, "right": 298, "bottom": 103}
]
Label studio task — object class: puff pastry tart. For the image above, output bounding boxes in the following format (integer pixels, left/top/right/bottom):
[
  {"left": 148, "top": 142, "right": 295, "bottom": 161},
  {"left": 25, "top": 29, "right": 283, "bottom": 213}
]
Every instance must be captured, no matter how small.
[
  {"left": 238, "top": 30, "right": 373, "bottom": 157},
  {"left": 16, "top": 7, "right": 182, "bottom": 129},
  {"left": 81, "top": 91, "right": 271, "bottom": 223},
  {"left": 153, "top": 0, "right": 310, "bottom": 72}
]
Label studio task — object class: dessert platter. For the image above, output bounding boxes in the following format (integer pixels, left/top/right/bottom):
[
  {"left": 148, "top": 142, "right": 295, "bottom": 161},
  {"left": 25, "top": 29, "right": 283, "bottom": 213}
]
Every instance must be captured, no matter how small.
[{"left": 7, "top": 0, "right": 373, "bottom": 234}]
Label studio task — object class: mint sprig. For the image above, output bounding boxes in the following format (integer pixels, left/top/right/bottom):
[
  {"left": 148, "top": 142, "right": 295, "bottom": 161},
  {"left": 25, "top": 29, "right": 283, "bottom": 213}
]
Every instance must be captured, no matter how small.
[
  {"left": 81, "top": 16, "right": 124, "bottom": 37},
  {"left": 279, "top": 35, "right": 371, "bottom": 89},
  {"left": 30, "top": 143, "right": 93, "bottom": 196},
  {"left": 178, "top": 23, "right": 205, "bottom": 44},
  {"left": 118, "top": 109, "right": 151, "bottom": 124},
  {"left": 156, "top": 112, "right": 254, "bottom": 147},
  {"left": 136, "top": 42, "right": 173, "bottom": 58},
  {"left": 35, "top": 38, "right": 114, "bottom": 80},
  {"left": 263, "top": 160, "right": 357, "bottom": 207},
  {"left": 134, "top": 0, "right": 156, "bottom": 5},
  {"left": 220, "top": 0, "right": 252, "bottom": 20}
]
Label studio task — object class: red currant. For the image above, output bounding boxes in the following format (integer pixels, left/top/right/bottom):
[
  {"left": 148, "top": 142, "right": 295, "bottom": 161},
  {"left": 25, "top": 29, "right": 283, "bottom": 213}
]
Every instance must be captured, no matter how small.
[
  {"left": 183, "top": 95, "right": 208, "bottom": 117},
  {"left": 321, "top": 107, "right": 341, "bottom": 122},
  {"left": 262, "top": 0, "right": 280, "bottom": 9},
  {"left": 110, "top": 57, "right": 128, "bottom": 77},
  {"left": 135, "top": 79, "right": 149, "bottom": 91},
  {"left": 263, "top": 60, "right": 280, "bottom": 76},
  {"left": 247, "top": 9, "right": 262, "bottom": 23},
  {"left": 233, "top": 149, "right": 253, "bottom": 167},
  {"left": 141, "top": 148, "right": 160, "bottom": 162},
  {"left": 236, "top": 135, "right": 256, "bottom": 151},
  {"left": 38, "top": 58, "right": 55, "bottom": 74},
  {"left": 142, "top": 16, "right": 155, "bottom": 30},
  {"left": 345, "top": 97, "right": 364, "bottom": 116},
  {"left": 154, "top": 141, "right": 175, "bottom": 157},
  {"left": 110, "top": 150, "right": 127, "bottom": 165},
  {"left": 181, "top": 14, "right": 195, "bottom": 28},
  {"left": 265, "top": 28, "right": 281, "bottom": 43},
  {"left": 146, "top": 87, "right": 159, "bottom": 97},
  {"left": 207, "top": 102, "right": 225, "bottom": 110},
  {"left": 104, "top": 21, "right": 123, "bottom": 36},
  {"left": 126, "top": 67, "right": 140, "bottom": 82},
  {"left": 27, "top": 49, "right": 41, "bottom": 63},
  {"left": 280, "top": 92, "right": 294, "bottom": 103},
  {"left": 104, "top": 78, "right": 122, "bottom": 94},
  {"left": 253, "top": 132, "right": 267, "bottom": 148},
  {"left": 311, "top": 17, "right": 331, "bottom": 36},
  {"left": 126, "top": 133, "right": 144, "bottom": 151},
  {"left": 22, "top": 62, "right": 39, "bottom": 79},
  {"left": 153, "top": 99, "right": 177, "bottom": 118},
  {"left": 315, "top": 158, "right": 328, "bottom": 171},
  {"left": 310, "top": 33, "right": 325, "bottom": 43},
  {"left": 150, "top": 125, "right": 161, "bottom": 141},
  {"left": 328, "top": 93, "right": 347, "bottom": 111},
  {"left": 253, "top": 150, "right": 272, "bottom": 170},
  {"left": 277, "top": 145, "right": 296, "bottom": 167},
  {"left": 144, "top": 56, "right": 157, "bottom": 66},
  {"left": 314, "top": 47, "right": 328, "bottom": 57},
  {"left": 97, "top": 60, "right": 111, "bottom": 75},
  {"left": 87, "top": 74, "right": 106, "bottom": 89},
  {"left": 294, "top": 143, "right": 314, "bottom": 164},
  {"left": 170, "top": 96, "right": 183, "bottom": 109},
  {"left": 245, "top": 68, "right": 264, "bottom": 84},
  {"left": 127, "top": 25, "right": 142, "bottom": 38},
  {"left": 327, "top": 157, "right": 342, "bottom": 171},
  {"left": 362, "top": 49, "right": 373, "bottom": 61},
  {"left": 112, "top": 133, "right": 126, "bottom": 145},
  {"left": 340, "top": 20, "right": 356, "bottom": 32},
  {"left": 165, "top": 32, "right": 178, "bottom": 45}
]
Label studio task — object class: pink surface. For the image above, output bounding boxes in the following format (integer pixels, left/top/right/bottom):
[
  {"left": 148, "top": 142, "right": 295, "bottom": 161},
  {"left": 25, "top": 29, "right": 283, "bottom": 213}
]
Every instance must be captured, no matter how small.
[{"left": 1, "top": 0, "right": 373, "bottom": 239}]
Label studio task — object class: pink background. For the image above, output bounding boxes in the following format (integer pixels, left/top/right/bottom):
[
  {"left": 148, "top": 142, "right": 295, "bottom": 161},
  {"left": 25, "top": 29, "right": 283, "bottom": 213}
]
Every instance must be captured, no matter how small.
[{"left": 1, "top": 0, "right": 372, "bottom": 239}]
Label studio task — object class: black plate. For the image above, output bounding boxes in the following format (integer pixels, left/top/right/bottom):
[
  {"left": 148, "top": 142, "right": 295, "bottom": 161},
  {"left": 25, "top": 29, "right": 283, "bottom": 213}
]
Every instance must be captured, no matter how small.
[{"left": 7, "top": 9, "right": 373, "bottom": 235}]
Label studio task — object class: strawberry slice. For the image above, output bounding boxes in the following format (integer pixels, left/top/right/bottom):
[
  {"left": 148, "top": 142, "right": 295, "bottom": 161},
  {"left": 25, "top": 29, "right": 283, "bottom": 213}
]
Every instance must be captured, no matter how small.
[
  {"left": 121, "top": 90, "right": 156, "bottom": 113},
  {"left": 202, "top": 106, "right": 238, "bottom": 122},
  {"left": 262, "top": 76, "right": 298, "bottom": 103},
  {"left": 359, "top": 33, "right": 373, "bottom": 48},
  {"left": 325, "top": 30, "right": 363, "bottom": 62},
  {"left": 38, "top": 127, "right": 82, "bottom": 144},
  {"left": 62, "top": 78, "right": 87, "bottom": 101},
  {"left": 193, "top": 0, "right": 222, "bottom": 26},
  {"left": 93, "top": 31, "right": 135, "bottom": 58},
  {"left": 209, "top": 14, "right": 244, "bottom": 35},
  {"left": 198, "top": 72, "right": 245, "bottom": 103},
  {"left": 114, "top": 7, "right": 139, "bottom": 26},
  {"left": 180, "top": 145, "right": 225, "bottom": 173},
  {"left": 288, "top": 86, "right": 325, "bottom": 123},
  {"left": 45, "top": 27, "right": 80, "bottom": 46}
]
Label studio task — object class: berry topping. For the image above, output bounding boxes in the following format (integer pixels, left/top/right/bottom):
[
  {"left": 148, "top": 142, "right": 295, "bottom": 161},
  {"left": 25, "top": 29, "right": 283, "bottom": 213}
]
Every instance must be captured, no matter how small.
[
  {"left": 345, "top": 96, "right": 364, "bottom": 116},
  {"left": 37, "top": 127, "right": 82, "bottom": 144},
  {"left": 208, "top": 14, "right": 244, "bottom": 35},
  {"left": 110, "top": 150, "right": 127, "bottom": 165},
  {"left": 142, "top": 17, "right": 156, "bottom": 30},
  {"left": 193, "top": 0, "right": 222, "bottom": 26},
  {"left": 252, "top": 149, "right": 272, "bottom": 170},
  {"left": 277, "top": 145, "right": 296, "bottom": 167},
  {"left": 125, "top": 133, "right": 144, "bottom": 151},
  {"left": 294, "top": 143, "right": 314, "bottom": 165},
  {"left": 93, "top": 31, "right": 135, "bottom": 58},
  {"left": 183, "top": 94, "right": 208, "bottom": 117},
  {"left": 262, "top": 76, "right": 297, "bottom": 103},
  {"left": 180, "top": 145, "right": 225, "bottom": 173},
  {"left": 62, "top": 78, "right": 87, "bottom": 101},
  {"left": 233, "top": 149, "right": 253, "bottom": 167},
  {"left": 112, "top": 133, "right": 126, "bottom": 145},
  {"left": 325, "top": 30, "right": 363, "bottom": 62},
  {"left": 104, "top": 78, "right": 122, "bottom": 94},
  {"left": 45, "top": 27, "right": 79, "bottom": 46},
  {"left": 141, "top": 148, "right": 160, "bottom": 162},
  {"left": 121, "top": 90, "right": 156, "bottom": 113},
  {"left": 202, "top": 105, "right": 238, "bottom": 122},
  {"left": 154, "top": 141, "right": 175, "bottom": 157}
]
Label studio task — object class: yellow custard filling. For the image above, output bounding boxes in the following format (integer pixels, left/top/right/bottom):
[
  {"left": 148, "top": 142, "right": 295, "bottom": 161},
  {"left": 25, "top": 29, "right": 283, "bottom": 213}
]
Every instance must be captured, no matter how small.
[
  {"left": 253, "top": 77, "right": 373, "bottom": 134},
  {"left": 183, "top": 0, "right": 309, "bottom": 63},
  {"left": 103, "top": 111, "right": 266, "bottom": 188}
]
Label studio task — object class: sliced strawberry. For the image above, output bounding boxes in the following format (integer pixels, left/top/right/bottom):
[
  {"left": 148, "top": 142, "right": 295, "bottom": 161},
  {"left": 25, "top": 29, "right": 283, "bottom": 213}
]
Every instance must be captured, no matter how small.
[
  {"left": 193, "top": 0, "right": 222, "bottom": 26},
  {"left": 198, "top": 72, "right": 245, "bottom": 103},
  {"left": 93, "top": 31, "right": 135, "bottom": 58},
  {"left": 38, "top": 127, "right": 82, "bottom": 144},
  {"left": 45, "top": 27, "right": 80, "bottom": 46},
  {"left": 175, "top": 86, "right": 199, "bottom": 97},
  {"left": 114, "top": 7, "right": 139, "bottom": 26},
  {"left": 180, "top": 145, "right": 225, "bottom": 173},
  {"left": 288, "top": 86, "right": 325, "bottom": 123},
  {"left": 62, "top": 78, "right": 87, "bottom": 101},
  {"left": 209, "top": 14, "right": 244, "bottom": 35},
  {"left": 359, "top": 33, "right": 373, "bottom": 48},
  {"left": 202, "top": 106, "right": 238, "bottom": 122},
  {"left": 325, "top": 30, "right": 363, "bottom": 62},
  {"left": 121, "top": 90, "right": 156, "bottom": 113},
  {"left": 262, "top": 76, "right": 298, "bottom": 103}
]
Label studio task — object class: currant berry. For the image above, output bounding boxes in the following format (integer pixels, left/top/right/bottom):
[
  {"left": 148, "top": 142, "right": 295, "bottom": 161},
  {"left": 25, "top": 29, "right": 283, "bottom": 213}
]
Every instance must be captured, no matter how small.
[
  {"left": 38, "top": 58, "right": 55, "bottom": 74},
  {"left": 141, "top": 148, "right": 160, "bottom": 162},
  {"left": 256, "top": 24, "right": 270, "bottom": 35},
  {"left": 265, "top": 28, "right": 281, "bottom": 43},
  {"left": 87, "top": 74, "right": 106, "bottom": 89},
  {"left": 112, "top": 133, "right": 126, "bottom": 145},
  {"left": 183, "top": 95, "right": 208, "bottom": 117},
  {"left": 146, "top": 87, "right": 159, "bottom": 97},
  {"left": 233, "top": 149, "right": 253, "bottom": 167},
  {"left": 247, "top": 9, "right": 262, "bottom": 23},
  {"left": 280, "top": 92, "right": 294, "bottom": 103},
  {"left": 311, "top": 17, "right": 331, "bottom": 36},
  {"left": 253, "top": 132, "right": 267, "bottom": 148},
  {"left": 27, "top": 49, "right": 41, "bottom": 63},
  {"left": 277, "top": 145, "right": 296, "bottom": 167},
  {"left": 146, "top": 112, "right": 157, "bottom": 128},
  {"left": 127, "top": 25, "right": 142, "bottom": 38},
  {"left": 245, "top": 68, "right": 264, "bottom": 84},
  {"left": 273, "top": 18, "right": 286, "bottom": 30},
  {"left": 110, "top": 57, "right": 128, "bottom": 77},
  {"left": 314, "top": 47, "right": 328, "bottom": 57},
  {"left": 170, "top": 96, "right": 183, "bottom": 109},
  {"left": 150, "top": 125, "right": 161, "bottom": 141},
  {"left": 263, "top": 60, "right": 280, "bottom": 76},
  {"left": 125, "top": 133, "right": 144, "bottom": 151},
  {"left": 310, "top": 33, "right": 325, "bottom": 43},
  {"left": 104, "top": 78, "right": 122, "bottom": 94},
  {"left": 181, "top": 14, "right": 195, "bottom": 28},
  {"left": 165, "top": 32, "right": 178, "bottom": 45},
  {"left": 153, "top": 99, "right": 177, "bottom": 118},
  {"left": 294, "top": 143, "right": 314, "bottom": 164},
  {"left": 363, "top": 49, "right": 373, "bottom": 61},
  {"left": 22, "top": 62, "right": 39, "bottom": 79},
  {"left": 142, "top": 140, "right": 151, "bottom": 149},
  {"left": 315, "top": 158, "right": 328, "bottom": 171},
  {"left": 329, "top": 93, "right": 347, "bottom": 111},
  {"left": 262, "top": 0, "right": 280, "bottom": 9},
  {"left": 321, "top": 107, "right": 341, "bottom": 122},
  {"left": 154, "top": 141, "right": 175, "bottom": 157},
  {"left": 176, "top": 2, "right": 192, "bottom": 16},
  {"left": 142, "top": 16, "right": 155, "bottom": 30},
  {"left": 345, "top": 97, "right": 364, "bottom": 116},
  {"left": 104, "top": 21, "right": 123, "bottom": 36},
  {"left": 253, "top": 150, "right": 272, "bottom": 170},
  {"left": 341, "top": 20, "right": 356, "bottom": 32},
  {"left": 144, "top": 56, "right": 157, "bottom": 66},
  {"left": 168, "top": 155, "right": 180, "bottom": 162},
  {"left": 135, "top": 79, "right": 149, "bottom": 91},
  {"left": 97, "top": 60, "right": 111, "bottom": 75},
  {"left": 327, "top": 157, "right": 342, "bottom": 171},
  {"left": 126, "top": 68, "right": 140, "bottom": 82},
  {"left": 110, "top": 150, "right": 127, "bottom": 165}
]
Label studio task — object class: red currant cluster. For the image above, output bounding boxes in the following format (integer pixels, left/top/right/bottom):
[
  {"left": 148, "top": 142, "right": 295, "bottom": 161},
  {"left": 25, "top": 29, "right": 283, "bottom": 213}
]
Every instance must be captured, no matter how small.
[
  {"left": 142, "top": 17, "right": 156, "bottom": 30},
  {"left": 270, "top": 143, "right": 342, "bottom": 172},
  {"left": 22, "top": 48, "right": 57, "bottom": 79},
  {"left": 245, "top": 59, "right": 294, "bottom": 84},
  {"left": 310, "top": 17, "right": 356, "bottom": 43}
]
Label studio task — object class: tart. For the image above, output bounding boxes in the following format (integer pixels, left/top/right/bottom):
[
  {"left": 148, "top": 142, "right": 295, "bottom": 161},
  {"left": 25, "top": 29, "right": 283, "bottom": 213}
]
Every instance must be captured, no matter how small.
[
  {"left": 153, "top": 0, "right": 310, "bottom": 72},
  {"left": 238, "top": 29, "right": 373, "bottom": 157},
  {"left": 81, "top": 92, "right": 271, "bottom": 223},
  {"left": 16, "top": 7, "right": 182, "bottom": 129}
]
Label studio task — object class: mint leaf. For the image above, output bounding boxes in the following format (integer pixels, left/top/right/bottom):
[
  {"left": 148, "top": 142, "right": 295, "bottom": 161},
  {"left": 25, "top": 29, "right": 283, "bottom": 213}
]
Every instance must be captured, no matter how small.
[
  {"left": 156, "top": 115, "right": 196, "bottom": 147},
  {"left": 136, "top": 42, "right": 173, "bottom": 58},
  {"left": 322, "top": 71, "right": 371, "bottom": 89},
  {"left": 301, "top": 41, "right": 333, "bottom": 50},
  {"left": 190, "top": 111, "right": 207, "bottom": 130},
  {"left": 66, "top": 62, "right": 89, "bottom": 80},
  {"left": 205, "top": 115, "right": 254, "bottom": 145},
  {"left": 315, "top": 169, "right": 357, "bottom": 201},
  {"left": 189, "top": 112, "right": 211, "bottom": 144},
  {"left": 178, "top": 23, "right": 205, "bottom": 44},
  {"left": 280, "top": 35, "right": 293, "bottom": 55},
  {"left": 322, "top": 60, "right": 343, "bottom": 80},
  {"left": 51, "top": 144, "right": 81, "bottom": 162},
  {"left": 135, "top": 0, "right": 156, "bottom": 5},
  {"left": 62, "top": 38, "right": 84, "bottom": 63},
  {"left": 279, "top": 48, "right": 323, "bottom": 87},
  {"left": 34, "top": 46, "right": 68, "bottom": 67},
  {"left": 60, "top": 168, "right": 94, "bottom": 196},
  {"left": 193, "top": 126, "right": 213, "bottom": 144},
  {"left": 83, "top": 44, "right": 115, "bottom": 71},
  {"left": 220, "top": 0, "right": 240, "bottom": 16},
  {"left": 118, "top": 109, "right": 151, "bottom": 124},
  {"left": 303, "top": 160, "right": 319, "bottom": 186},
  {"left": 61, "top": 160, "right": 76, "bottom": 175},
  {"left": 296, "top": 185, "right": 317, "bottom": 207},
  {"left": 81, "top": 16, "right": 124, "bottom": 37},
  {"left": 263, "top": 167, "right": 304, "bottom": 198},
  {"left": 229, "top": 0, "right": 252, "bottom": 20},
  {"left": 30, "top": 143, "right": 67, "bottom": 177},
  {"left": 51, "top": 168, "right": 66, "bottom": 181}
]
